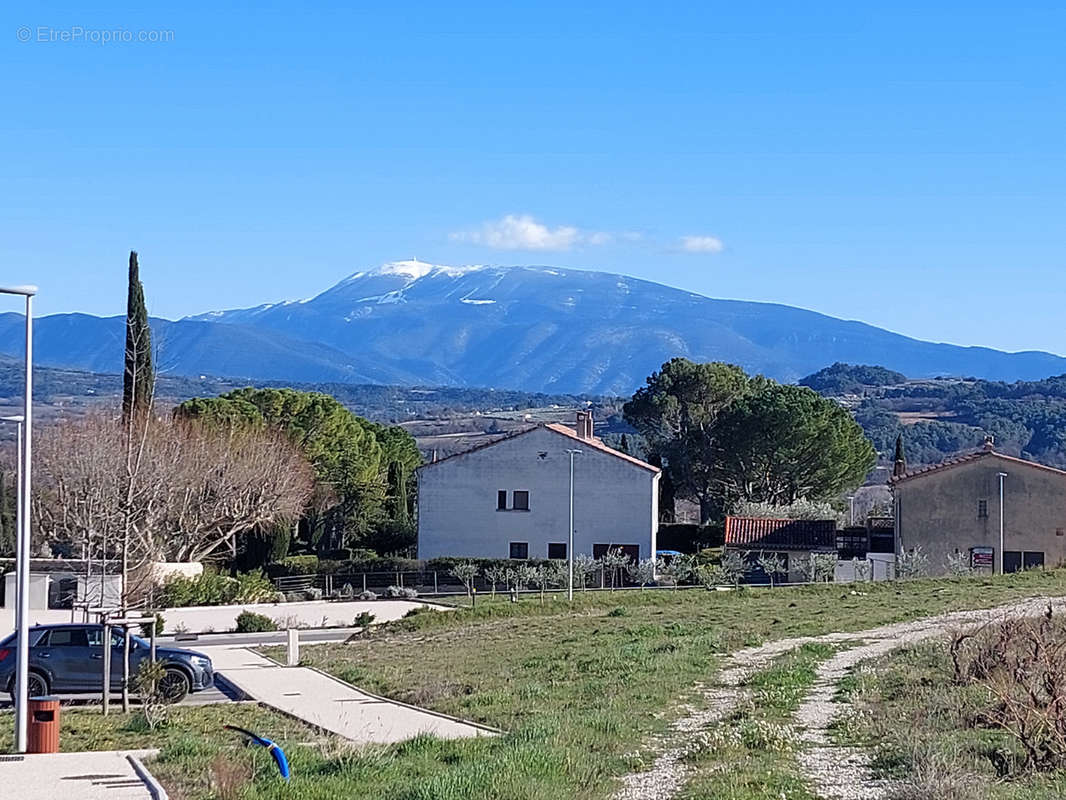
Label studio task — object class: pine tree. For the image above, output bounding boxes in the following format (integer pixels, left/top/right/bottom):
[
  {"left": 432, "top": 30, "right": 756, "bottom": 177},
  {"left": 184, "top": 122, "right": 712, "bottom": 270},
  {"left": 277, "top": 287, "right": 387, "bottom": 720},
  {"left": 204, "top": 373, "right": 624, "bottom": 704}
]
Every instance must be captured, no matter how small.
[
  {"left": 122, "top": 251, "right": 154, "bottom": 420},
  {"left": 892, "top": 433, "right": 907, "bottom": 478}
]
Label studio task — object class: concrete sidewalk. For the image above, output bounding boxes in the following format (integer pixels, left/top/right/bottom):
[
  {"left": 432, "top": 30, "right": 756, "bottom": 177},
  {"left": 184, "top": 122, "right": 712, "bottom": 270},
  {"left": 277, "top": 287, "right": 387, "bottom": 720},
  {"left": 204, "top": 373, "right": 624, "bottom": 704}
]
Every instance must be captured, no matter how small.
[
  {"left": 207, "top": 646, "right": 496, "bottom": 745},
  {"left": 0, "top": 749, "right": 164, "bottom": 800}
]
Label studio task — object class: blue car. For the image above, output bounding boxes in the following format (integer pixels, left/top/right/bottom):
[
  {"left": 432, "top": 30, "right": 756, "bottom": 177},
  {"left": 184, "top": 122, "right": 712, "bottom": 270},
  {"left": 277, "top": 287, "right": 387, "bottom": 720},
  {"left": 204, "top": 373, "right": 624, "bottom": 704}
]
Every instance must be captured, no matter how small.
[{"left": 0, "top": 623, "right": 213, "bottom": 703}]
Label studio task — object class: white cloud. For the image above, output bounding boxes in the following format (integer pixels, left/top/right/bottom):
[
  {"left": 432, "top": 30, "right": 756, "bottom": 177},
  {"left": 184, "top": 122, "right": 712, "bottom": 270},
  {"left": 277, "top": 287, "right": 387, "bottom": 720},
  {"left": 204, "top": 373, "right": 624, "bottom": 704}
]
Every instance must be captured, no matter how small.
[
  {"left": 450, "top": 215, "right": 612, "bottom": 251},
  {"left": 679, "top": 235, "right": 725, "bottom": 254}
]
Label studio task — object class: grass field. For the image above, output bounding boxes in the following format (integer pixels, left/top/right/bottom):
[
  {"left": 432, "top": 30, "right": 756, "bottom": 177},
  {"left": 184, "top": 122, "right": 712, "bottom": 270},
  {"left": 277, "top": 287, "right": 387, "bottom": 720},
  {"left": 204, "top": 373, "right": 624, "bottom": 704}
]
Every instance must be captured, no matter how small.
[
  {"left": 9, "top": 570, "right": 1066, "bottom": 800},
  {"left": 834, "top": 631, "right": 1066, "bottom": 799},
  {"left": 255, "top": 570, "right": 1066, "bottom": 800}
]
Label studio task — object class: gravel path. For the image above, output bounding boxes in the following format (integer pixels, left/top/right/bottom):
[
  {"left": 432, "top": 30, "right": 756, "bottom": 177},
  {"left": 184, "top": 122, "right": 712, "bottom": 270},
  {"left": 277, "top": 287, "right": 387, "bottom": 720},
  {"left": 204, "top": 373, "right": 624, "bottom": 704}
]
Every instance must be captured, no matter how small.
[{"left": 613, "top": 594, "right": 1066, "bottom": 800}]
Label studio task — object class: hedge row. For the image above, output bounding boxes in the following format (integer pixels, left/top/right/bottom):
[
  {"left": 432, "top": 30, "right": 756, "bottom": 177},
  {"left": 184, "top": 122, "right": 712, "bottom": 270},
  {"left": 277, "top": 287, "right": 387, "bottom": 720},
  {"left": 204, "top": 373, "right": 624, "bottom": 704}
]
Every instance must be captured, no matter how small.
[{"left": 267, "top": 554, "right": 573, "bottom": 578}]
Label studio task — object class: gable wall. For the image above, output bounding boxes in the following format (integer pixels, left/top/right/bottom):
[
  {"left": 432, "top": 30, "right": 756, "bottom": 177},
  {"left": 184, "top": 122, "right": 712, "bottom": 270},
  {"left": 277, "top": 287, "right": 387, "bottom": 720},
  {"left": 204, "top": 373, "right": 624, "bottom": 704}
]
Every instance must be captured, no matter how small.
[
  {"left": 895, "top": 454, "right": 1066, "bottom": 572},
  {"left": 417, "top": 427, "right": 658, "bottom": 560}
]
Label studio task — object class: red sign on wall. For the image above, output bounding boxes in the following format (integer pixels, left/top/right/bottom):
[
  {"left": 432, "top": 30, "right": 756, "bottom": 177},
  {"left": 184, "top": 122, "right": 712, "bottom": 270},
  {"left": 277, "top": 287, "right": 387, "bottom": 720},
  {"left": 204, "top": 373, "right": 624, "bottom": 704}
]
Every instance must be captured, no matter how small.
[{"left": 971, "top": 547, "right": 994, "bottom": 569}]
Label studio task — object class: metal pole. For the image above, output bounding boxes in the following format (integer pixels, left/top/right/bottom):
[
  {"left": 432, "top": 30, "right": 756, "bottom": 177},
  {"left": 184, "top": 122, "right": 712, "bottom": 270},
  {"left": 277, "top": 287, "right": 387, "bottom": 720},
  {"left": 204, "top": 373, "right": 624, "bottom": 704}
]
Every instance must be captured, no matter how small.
[
  {"left": 121, "top": 625, "right": 131, "bottom": 713},
  {"left": 565, "top": 449, "right": 581, "bottom": 602},
  {"left": 998, "top": 472, "right": 1007, "bottom": 574},
  {"left": 102, "top": 620, "right": 112, "bottom": 716},
  {"left": 12, "top": 421, "right": 22, "bottom": 635},
  {"left": 14, "top": 295, "right": 32, "bottom": 752},
  {"left": 568, "top": 452, "right": 575, "bottom": 601}
]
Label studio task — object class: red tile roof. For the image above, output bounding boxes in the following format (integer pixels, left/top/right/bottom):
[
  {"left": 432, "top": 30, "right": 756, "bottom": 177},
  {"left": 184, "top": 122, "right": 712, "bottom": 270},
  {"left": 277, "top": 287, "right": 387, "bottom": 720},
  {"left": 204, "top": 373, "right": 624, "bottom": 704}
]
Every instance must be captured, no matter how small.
[
  {"left": 724, "top": 516, "right": 837, "bottom": 550},
  {"left": 542, "top": 423, "right": 660, "bottom": 472}
]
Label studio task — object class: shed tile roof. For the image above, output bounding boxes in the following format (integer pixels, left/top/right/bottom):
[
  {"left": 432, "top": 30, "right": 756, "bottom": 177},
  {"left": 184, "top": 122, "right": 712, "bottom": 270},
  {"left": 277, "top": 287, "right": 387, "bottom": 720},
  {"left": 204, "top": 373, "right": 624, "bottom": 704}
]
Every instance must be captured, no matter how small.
[{"left": 724, "top": 516, "right": 837, "bottom": 551}]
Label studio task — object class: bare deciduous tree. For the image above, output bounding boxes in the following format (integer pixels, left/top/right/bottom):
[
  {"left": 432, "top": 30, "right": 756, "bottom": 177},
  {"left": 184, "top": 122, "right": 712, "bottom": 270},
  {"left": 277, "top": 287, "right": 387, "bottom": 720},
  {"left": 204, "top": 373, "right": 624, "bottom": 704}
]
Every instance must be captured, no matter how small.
[{"left": 33, "top": 412, "right": 313, "bottom": 603}]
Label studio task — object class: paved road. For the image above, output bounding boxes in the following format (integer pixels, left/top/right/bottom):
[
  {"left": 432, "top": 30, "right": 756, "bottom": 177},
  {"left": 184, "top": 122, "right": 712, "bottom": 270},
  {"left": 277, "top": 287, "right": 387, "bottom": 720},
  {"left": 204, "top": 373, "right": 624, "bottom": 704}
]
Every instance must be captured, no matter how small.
[
  {"left": 0, "top": 749, "right": 162, "bottom": 800},
  {"left": 206, "top": 645, "right": 498, "bottom": 744}
]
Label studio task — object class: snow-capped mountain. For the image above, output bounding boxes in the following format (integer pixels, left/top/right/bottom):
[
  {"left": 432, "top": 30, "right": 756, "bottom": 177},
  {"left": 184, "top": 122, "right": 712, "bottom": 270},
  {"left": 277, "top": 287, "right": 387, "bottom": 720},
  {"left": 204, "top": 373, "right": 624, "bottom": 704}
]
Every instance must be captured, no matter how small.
[
  {"left": 2, "top": 261, "right": 1064, "bottom": 394},
  {"left": 179, "top": 260, "right": 1066, "bottom": 393}
]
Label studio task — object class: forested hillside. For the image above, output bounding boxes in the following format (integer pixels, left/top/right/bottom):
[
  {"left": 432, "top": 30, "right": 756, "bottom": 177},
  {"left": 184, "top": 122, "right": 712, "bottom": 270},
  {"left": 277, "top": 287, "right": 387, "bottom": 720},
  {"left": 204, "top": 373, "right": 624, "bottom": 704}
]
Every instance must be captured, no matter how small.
[{"left": 802, "top": 363, "right": 1066, "bottom": 467}]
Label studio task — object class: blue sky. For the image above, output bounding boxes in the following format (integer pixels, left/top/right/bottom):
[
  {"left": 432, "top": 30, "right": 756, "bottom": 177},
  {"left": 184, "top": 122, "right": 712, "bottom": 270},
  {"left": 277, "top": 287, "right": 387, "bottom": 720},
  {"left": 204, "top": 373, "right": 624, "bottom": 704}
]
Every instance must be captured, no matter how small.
[{"left": 2, "top": 2, "right": 1064, "bottom": 355}]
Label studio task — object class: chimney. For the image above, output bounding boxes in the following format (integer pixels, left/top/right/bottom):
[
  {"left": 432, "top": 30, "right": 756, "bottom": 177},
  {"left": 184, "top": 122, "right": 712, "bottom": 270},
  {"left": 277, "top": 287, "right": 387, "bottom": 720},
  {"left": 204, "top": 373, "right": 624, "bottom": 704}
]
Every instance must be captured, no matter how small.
[
  {"left": 575, "top": 410, "right": 594, "bottom": 440},
  {"left": 983, "top": 434, "right": 995, "bottom": 452}
]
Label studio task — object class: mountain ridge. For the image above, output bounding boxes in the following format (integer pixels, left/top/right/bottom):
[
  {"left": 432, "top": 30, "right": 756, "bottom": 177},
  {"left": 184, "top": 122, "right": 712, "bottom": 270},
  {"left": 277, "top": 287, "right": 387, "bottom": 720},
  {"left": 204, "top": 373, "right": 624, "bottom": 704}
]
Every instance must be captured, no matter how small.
[{"left": 3, "top": 261, "right": 1065, "bottom": 393}]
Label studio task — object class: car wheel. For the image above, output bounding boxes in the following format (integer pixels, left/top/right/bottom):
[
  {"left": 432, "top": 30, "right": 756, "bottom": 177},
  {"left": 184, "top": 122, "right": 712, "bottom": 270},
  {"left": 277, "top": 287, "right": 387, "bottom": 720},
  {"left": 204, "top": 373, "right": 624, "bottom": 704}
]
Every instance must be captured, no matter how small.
[
  {"left": 158, "top": 667, "right": 190, "bottom": 704},
  {"left": 8, "top": 672, "right": 49, "bottom": 704}
]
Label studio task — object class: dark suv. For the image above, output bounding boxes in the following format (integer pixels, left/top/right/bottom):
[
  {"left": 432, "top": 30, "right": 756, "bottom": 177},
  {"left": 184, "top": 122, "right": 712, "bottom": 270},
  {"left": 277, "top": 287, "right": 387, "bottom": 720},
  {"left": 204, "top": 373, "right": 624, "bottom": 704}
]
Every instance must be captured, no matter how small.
[{"left": 0, "top": 624, "right": 213, "bottom": 703}]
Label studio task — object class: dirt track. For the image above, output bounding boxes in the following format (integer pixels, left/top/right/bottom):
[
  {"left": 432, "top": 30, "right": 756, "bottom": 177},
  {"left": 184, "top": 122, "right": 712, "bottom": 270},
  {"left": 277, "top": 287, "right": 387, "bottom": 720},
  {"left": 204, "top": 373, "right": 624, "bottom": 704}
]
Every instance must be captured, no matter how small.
[{"left": 614, "top": 595, "right": 1066, "bottom": 800}]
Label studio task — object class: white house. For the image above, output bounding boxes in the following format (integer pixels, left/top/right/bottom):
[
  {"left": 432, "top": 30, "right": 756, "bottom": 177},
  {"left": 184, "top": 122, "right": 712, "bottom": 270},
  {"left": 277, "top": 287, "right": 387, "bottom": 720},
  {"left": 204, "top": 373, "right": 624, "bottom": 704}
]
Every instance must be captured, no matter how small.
[{"left": 417, "top": 412, "right": 660, "bottom": 561}]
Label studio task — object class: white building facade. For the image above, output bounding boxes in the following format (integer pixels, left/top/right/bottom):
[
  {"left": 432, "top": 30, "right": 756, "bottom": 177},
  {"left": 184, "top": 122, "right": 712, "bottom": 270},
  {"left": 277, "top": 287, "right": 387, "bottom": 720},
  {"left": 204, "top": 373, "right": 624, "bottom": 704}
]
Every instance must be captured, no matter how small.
[{"left": 417, "top": 417, "right": 660, "bottom": 562}]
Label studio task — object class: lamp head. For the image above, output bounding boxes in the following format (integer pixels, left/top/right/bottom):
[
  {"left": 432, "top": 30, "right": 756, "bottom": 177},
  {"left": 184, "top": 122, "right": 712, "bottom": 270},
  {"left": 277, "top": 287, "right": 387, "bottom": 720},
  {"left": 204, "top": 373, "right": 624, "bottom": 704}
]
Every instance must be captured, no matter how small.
[{"left": 0, "top": 285, "right": 38, "bottom": 297}]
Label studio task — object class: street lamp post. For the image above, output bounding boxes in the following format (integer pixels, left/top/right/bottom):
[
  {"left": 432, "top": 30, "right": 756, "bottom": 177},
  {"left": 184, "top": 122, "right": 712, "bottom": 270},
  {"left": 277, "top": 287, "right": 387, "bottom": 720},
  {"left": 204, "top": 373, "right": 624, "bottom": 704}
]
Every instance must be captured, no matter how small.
[
  {"left": 998, "top": 472, "right": 1008, "bottom": 575},
  {"left": 565, "top": 449, "right": 581, "bottom": 601},
  {"left": 0, "top": 285, "right": 36, "bottom": 754}
]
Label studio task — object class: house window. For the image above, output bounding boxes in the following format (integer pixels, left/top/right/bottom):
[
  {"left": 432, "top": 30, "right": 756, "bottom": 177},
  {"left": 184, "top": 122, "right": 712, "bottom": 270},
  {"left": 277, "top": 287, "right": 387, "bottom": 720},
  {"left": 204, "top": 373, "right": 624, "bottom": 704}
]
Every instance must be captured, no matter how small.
[
  {"left": 1024, "top": 551, "right": 1045, "bottom": 570},
  {"left": 509, "top": 542, "right": 529, "bottom": 559},
  {"left": 1057, "top": 528, "right": 1064, "bottom": 537},
  {"left": 548, "top": 543, "right": 567, "bottom": 559},
  {"left": 978, "top": 499, "right": 988, "bottom": 518},
  {"left": 497, "top": 490, "right": 507, "bottom": 510},
  {"left": 513, "top": 490, "right": 530, "bottom": 511}
]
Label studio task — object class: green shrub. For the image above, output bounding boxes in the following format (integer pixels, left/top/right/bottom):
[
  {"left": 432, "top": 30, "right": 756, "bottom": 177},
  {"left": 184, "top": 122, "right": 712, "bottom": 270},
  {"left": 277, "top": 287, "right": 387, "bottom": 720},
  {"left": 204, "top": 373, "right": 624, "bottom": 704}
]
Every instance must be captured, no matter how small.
[
  {"left": 607, "top": 607, "right": 628, "bottom": 617},
  {"left": 233, "top": 570, "right": 276, "bottom": 603},
  {"left": 354, "top": 611, "right": 375, "bottom": 628},
  {"left": 234, "top": 611, "right": 278, "bottom": 633},
  {"left": 269, "top": 555, "right": 320, "bottom": 575},
  {"left": 158, "top": 570, "right": 274, "bottom": 608}
]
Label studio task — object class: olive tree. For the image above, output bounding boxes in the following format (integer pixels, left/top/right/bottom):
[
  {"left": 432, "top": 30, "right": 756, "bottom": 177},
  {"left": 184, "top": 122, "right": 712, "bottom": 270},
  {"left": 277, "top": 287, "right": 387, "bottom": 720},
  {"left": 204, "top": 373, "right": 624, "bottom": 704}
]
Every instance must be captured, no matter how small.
[
  {"left": 450, "top": 561, "right": 478, "bottom": 598},
  {"left": 755, "top": 551, "right": 786, "bottom": 588},
  {"left": 626, "top": 558, "right": 657, "bottom": 590}
]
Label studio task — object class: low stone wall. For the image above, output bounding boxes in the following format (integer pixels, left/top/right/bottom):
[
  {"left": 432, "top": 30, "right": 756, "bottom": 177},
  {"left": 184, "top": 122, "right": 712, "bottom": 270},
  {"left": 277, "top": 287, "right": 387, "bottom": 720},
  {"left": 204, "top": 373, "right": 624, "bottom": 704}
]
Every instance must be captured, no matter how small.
[{"left": 160, "top": 598, "right": 430, "bottom": 634}]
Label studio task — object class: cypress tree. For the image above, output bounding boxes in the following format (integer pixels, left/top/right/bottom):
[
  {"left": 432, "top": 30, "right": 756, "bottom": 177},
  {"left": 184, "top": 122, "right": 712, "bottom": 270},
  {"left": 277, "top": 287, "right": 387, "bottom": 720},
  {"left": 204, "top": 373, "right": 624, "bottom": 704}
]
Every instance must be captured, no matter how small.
[
  {"left": 122, "top": 250, "right": 154, "bottom": 419},
  {"left": 619, "top": 433, "right": 630, "bottom": 454},
  {"left": 892, "top": 434, "right": 907, "bottom": 478}
]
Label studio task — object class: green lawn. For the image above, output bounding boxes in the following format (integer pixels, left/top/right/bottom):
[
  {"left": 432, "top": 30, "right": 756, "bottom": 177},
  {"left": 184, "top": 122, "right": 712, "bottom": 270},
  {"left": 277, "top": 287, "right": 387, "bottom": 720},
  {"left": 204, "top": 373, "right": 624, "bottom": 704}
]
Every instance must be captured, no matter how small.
[{"left": 8, "top": 570, "right": 1066, "bottom": 800}]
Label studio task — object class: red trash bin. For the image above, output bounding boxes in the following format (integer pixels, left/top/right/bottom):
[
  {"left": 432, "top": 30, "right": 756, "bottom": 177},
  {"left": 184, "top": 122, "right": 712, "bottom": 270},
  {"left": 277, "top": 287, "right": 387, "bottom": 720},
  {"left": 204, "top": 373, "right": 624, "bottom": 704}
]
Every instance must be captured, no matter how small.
[{"left": 27, "top": 696, "right": 60, "bottom": 754}]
